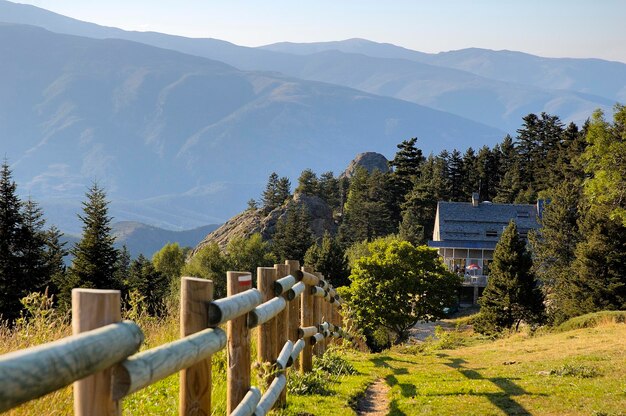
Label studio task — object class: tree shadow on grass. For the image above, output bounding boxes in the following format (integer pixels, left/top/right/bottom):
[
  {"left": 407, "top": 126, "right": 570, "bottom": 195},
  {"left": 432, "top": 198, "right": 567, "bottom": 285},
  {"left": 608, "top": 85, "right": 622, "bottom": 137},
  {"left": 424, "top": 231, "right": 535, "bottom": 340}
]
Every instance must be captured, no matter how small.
[{"left": 436, "top": 356, "right": 539, "bottom": 415}]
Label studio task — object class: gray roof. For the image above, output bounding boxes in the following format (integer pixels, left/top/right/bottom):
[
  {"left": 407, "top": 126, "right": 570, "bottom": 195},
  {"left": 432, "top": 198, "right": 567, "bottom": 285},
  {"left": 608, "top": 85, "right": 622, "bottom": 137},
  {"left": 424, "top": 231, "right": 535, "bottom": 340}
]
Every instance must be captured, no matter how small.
[{"left": 433, "top": 201, "right": 540, "bottom": 243}]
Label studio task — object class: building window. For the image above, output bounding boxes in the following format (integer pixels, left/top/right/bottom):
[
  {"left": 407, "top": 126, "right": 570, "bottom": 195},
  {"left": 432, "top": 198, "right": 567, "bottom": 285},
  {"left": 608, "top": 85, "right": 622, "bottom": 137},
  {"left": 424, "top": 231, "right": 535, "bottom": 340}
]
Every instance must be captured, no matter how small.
[
  {"left": 486, "top": 230, "right": 498, "bottom": 237},
  {"left": 517, "top": 211, "right": 530, "bottom": 218}
]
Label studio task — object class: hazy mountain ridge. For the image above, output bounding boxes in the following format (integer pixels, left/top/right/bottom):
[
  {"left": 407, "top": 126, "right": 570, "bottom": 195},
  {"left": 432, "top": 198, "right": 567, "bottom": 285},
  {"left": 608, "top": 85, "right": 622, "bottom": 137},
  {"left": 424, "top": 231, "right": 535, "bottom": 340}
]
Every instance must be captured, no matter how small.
[{"left": 0, "top": 23, "right": 502, "bottom": 232}]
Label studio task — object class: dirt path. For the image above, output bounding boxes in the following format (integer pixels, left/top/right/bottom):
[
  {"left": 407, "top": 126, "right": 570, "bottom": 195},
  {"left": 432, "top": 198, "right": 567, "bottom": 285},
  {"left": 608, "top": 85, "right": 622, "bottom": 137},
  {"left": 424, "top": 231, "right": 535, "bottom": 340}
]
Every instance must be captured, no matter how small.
[{"left": 356, "top": 378, "right": 390, "bottom": 416}]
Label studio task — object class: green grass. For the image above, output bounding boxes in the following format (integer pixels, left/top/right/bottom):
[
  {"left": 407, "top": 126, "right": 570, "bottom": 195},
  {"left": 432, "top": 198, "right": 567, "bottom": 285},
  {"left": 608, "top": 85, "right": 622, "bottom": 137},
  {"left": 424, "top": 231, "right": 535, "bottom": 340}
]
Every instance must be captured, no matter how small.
[{"left": 3, "top": 309, "right": 626, "bottom": 415}]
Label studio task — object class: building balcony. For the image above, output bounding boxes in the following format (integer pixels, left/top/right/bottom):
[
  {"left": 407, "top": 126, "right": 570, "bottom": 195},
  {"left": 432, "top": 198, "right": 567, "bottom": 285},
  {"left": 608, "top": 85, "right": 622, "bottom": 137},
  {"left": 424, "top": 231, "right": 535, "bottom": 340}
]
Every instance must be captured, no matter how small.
[{"left": 460, "top": 274, "right": 488, "bottom": 287}]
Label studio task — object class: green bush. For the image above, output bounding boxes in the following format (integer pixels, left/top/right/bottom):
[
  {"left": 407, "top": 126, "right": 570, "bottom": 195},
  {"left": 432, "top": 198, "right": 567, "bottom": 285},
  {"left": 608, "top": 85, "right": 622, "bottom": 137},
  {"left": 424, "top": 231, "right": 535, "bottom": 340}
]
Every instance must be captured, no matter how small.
[
  {"left": 555, "top": 311, "right": 626, "bottom": 332},
  {"left": 287, "top": 369, "right": 332, "bottom": 395},
  {"left": 550, "top": 364, "right": 600, "bottom": 378},
  {"left": 314, "top": 348, "right": 358, "bottom": 375}
]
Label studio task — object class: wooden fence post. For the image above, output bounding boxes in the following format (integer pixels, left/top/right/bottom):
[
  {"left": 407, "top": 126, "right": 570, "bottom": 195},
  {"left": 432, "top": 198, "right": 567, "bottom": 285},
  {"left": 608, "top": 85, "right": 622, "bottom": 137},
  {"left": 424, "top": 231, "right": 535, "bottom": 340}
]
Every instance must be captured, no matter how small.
[
  {"left": 285, "top": 260, "right": 301, "bottom": 365},
  {"left": 257, "top": 267, "right": 278, "bottom": 381},
  {"left": 274, "top": 263, "right": 290, "bottom": 408},
  {"left": 179, "top": 277, "right": 213, "bottom": 416},
  {"left": 227, "top": 271, "right": 253, "bottom": 414},
  {"left": 300, "top": 266, "right": 315, "bottom": 372},
  {"left": 72, "top": 289, "right": 121, "bottom": 416}
]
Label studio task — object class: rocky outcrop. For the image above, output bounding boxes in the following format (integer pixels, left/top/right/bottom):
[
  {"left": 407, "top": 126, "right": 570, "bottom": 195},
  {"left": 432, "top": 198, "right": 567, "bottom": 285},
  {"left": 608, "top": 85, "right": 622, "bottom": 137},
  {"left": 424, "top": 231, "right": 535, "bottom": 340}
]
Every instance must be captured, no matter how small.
[
  {"left": 341, "top": 152, "right": 389, "bottom": 178},
  {"left": 191, "top": 192, "right": 336, "bottom": 255}
]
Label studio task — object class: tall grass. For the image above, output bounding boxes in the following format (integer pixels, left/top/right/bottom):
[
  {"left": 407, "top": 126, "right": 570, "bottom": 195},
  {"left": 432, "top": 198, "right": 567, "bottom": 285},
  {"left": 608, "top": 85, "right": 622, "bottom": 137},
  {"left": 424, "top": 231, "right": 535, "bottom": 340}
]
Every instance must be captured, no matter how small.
[{"left": 555, "top": 311, "right": 626, "bottom": 332}]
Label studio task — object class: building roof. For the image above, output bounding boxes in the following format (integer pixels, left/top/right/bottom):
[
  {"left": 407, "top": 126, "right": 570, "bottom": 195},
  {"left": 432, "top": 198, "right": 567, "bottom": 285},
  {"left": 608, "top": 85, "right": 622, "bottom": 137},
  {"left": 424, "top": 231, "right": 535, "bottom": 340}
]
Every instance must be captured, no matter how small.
[
  {"left": 432, "top": 201, "right": 540, "bottom": 243},
  {"left": 428, "top": 240, "right": 497, "bottom": 250}
]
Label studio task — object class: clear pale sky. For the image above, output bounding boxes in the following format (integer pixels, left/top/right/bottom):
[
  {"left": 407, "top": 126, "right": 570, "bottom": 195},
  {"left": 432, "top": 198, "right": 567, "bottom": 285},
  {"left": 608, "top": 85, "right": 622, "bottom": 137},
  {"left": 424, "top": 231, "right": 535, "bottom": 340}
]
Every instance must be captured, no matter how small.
[{"left": 14, "top": 0, "right": 626, "bottom": 63}]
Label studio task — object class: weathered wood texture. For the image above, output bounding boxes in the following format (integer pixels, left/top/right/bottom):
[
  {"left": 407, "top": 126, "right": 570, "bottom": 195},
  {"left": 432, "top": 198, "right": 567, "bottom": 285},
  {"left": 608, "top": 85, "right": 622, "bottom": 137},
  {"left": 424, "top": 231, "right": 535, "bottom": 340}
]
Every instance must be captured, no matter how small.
[
  {"left": 274, "top": 263, "right": 291, "bottom": 408},
  {"left": 230, "top": 387, "right": 262, "bottom": 416},
  {"left": 298, "top": 326, "right": 318, "bottom": 339},
  {"left": 208, "top": 287, "right": 262, "bottom": 326},
  {"left": 72, "top": 289, "right": 123, "bottom": 416},
  {"left": 312, "top": 272, "right": 323, "bottom": 356},
  {"left": 112, "top": 327, "right": 226, "bottom": 400},
  {"left": 257, "top": 267, "right": 278, "bottom": 367},
  {"left": 254, "top": 374, "right": 287, "bottom": 416},
  {"left": 300, "top": 270, "right": 319, "bottom": 286},
  {"left": 310, "top": 286, "right": 326, "bottom": 297},
  {"left": 300, "top": 266, "right": 315, "bottom": 372},
  {"left": 0, "top": 321, "right": 142, "bottom": 413},
  {"left": 247, "top": 296, "right": 286, "bottom": 328},
  {"left": 179, "top": 276, "right": 213, "bottom": 415},
  {"left": 273, "top": 273, "right": 296, "bottom": 296},
  {"left": 285, "top": 260, "right": 301, "bottom": 369},
  {"left": 290, "top": 339, "right": 306, "bottom": 364},
  {"left": 288, "top": 282, "right": 305, "bottom": 300},
  {"left": 227, "top": 271, "right": 254, "bottom": 415},
  {"left": 276, "top": 340, "right": 294, "bottom": 370},
  {"left": 310, "top": 333, "right": 325, "bottom": 345}
]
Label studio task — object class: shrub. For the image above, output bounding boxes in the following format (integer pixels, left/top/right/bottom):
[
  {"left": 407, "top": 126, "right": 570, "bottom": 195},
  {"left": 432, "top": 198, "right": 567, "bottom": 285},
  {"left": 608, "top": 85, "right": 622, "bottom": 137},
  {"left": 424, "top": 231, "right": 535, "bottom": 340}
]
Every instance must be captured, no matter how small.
[
  {"left": 287, "top": 369, "right": 332, "bottom": 395},
  {"left": 550, "top": 364, "right": 600, "bottom": 378},
  {"left": 314, "top": 348, "right": 358, "bottom": 375},
  {"left": 555, "top": 311, "right": 626, "bottom": 332}
]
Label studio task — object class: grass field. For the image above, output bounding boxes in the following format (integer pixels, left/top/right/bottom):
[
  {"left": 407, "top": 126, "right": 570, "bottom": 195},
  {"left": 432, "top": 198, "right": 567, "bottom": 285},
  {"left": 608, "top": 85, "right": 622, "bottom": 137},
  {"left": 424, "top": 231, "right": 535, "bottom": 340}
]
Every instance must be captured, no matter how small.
[
  {"left": 285, "top": 313, "right": 626, "bottom": 416},
  {"left": 3, "top": 311, "right": 625, "bottom": 415}
]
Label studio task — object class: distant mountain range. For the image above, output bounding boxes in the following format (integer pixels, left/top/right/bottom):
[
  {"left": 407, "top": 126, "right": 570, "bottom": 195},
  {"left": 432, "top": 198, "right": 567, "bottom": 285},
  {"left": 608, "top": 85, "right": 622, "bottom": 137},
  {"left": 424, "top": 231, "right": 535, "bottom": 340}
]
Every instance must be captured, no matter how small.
[
  {"left": 62, "top": 222, "right": 219, "bottom": 259},
  {"left": 0, "top": 0, "right": 624, "bottom": 234}
]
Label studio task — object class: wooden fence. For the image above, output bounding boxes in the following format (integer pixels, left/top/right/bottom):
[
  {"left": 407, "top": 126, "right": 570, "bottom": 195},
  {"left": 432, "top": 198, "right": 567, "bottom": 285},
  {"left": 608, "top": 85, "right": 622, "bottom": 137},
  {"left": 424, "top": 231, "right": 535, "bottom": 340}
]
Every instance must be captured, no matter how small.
[{"left": 0, "top": 260, "right": 359, "bottom": 415}]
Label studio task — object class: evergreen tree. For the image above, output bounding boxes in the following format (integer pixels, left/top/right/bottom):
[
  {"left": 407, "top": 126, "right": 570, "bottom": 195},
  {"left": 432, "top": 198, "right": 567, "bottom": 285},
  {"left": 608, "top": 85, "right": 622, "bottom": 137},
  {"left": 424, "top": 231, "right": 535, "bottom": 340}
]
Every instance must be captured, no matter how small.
[
  {"left": 126, "top": 255, "right": 170, "bottom": 316},
  {"left": 568, "top": 207, "right": 626, "bottom": 317},
  {"left": 0, "top": 161, "right": 25, "bottom": 321},
  {"left": 261, "top": 172, "right": 282, "bottom": 211},
  {"left": 21, "top": 198, "right": 52, "bottom": 293},
  {"left": 530, "top": 183, "right": 582, "bottom": 323},
  {"left": 389, "top": 138, "right": 425, "bottom": 221},
  {"left": 276, "top": 177, "right": 292, "bottom": 204},
  {"left": 476, "top": 221, "right": 544, "bottom": 334},
  {"left": 304, "top": 232, "right": 349, "bottom": 287},
  {"left": 114, "top": 245, "right": 131, "bottom": 289},
  {"left": 318, "top": 171, "right": 340, "bottom": 209},
  {"left": 447, "top": 149, "right": 465, "bottom": 201},
  {"left": 338, "top": 168, "right": 395, "bottom": 246},
  {"left": 45, "top": 225, "right": 68, "bottom": 298},
  {"left": 295, "top": 169, "right": 318, "bottom": 195},
  {"left": 68, "top": 183, "right": 119, "bottom": 290},
  {"left": 476, "top": 146, "right": 500, "bottom": 201},
  {"left": 272, "top": 204, "right": 314, "bottom": 263},
  {"left": 461, "top": 147, "right": 479, "bottom": 200}
]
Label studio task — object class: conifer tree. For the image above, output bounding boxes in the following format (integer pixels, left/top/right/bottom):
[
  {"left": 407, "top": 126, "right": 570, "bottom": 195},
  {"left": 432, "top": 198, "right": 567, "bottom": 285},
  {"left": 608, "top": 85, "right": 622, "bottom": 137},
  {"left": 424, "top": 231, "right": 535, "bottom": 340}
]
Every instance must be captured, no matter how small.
[
  {"left": 126, "top": 254, "right": 169, "bottom": 316},
  {"left": 276, "top": 176, "right": 291, "bottom": 204},
  {"left": 68, "top": 183, "right": 119, "bottom": 290},
  {"left": 21, "top": 198, "right": 51, "bottom": 293},
  {"left": 389, "top": 138, "right": 425, "bottom": 223},
  {"left": 318, "top": 171, "right": 340, "bottom": 209},
  {"left": 295, "top": 169, "right": 318, "bottom": 195},
  {"left": 304, "top": 232, "right": 349, "bottom": 286},
  {"left": 0, "top": 161, "right": 25, "bottom": 320},
  {"left": 447, "top": 149, "right": 465, "bottom": 201},
  {"left": 272, "top": 204, "right": 313, "bottom": 263},
  {"left": 530, "top": 183, "right": 582, "bottom": 323},
  {"left": 476, "top": 221, "right": 544, "bottom": 334},
  {"left": 261, "top": 172, "right": 281, "bottom": 211}
]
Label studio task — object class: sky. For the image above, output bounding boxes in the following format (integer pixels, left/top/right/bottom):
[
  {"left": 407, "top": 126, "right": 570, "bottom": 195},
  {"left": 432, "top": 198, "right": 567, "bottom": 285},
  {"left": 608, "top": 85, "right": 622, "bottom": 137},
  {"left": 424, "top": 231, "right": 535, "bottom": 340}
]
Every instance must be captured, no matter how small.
[{"left": 12, "top": 1, "right": 626, "bottom": 63}]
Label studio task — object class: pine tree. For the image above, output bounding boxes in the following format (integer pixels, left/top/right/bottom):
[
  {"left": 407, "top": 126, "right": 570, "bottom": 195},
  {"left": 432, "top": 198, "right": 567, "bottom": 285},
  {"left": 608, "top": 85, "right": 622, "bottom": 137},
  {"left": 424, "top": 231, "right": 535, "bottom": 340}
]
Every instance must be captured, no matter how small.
[
  {"left": 567, "top": 207, "right": 626, "bottom": 317},
  {"left": 304, "top": 232, "right": 349, "bottom": 287},
  {"left": 389, "top": 138, "right": 425, "bottom": 223},
  {"left": 126, "top": 254, "right": 169, "bottom": 316},
  {"left": 272, "top": 204, "right": 313, "bottom": 263},
  {"left": 21, "top": 198, "right": 51, "bottom": 293},
  {"left": 318, "top": 171, "right": 340, "bottom": 209},
  {"left": 476, "top": 221, "right": 544, "bottom": 334},
  {"left": 0, "top": 161, "right": 25, "bottom": 321},
  {"left": 68, "top": 183, "right": 119, "bottom": 290},
  {"left": 530, "top": 183, "right": 582, "bottom": 323},
  {"left": 276, "top": 177, "right": 291, "bottom": 204},
  {"left": 295, "top": 169, "right": 318, "bottom": 195},
  {"left": 261, "top": 172, "right": 281, "bottom": 211},
  {"left": 447, "top": 149, "right": 465, "bottom": 201}
]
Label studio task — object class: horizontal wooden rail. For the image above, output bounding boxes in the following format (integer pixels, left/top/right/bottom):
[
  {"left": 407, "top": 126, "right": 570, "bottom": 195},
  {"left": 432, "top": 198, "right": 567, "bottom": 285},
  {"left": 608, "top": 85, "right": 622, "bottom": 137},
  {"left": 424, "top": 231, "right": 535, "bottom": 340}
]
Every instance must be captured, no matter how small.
[
  {"left": 311, "top": 286, "right": 326, "bottom": 297},
  {"left": 298, "top": 326, "right": 317, "bottom": 338},
  {"left": 0, "top": 321, "right": 143, "bottom": 413},
  {"left": 207, "top": 288, "right": 262, "bottom": 326},
  {"left": 300, "top": 271, "right": 319, "bottom": 286},
  {"left": 247, "top": 296, "right": 286, "bottom": 328},
  {"left": 273, "top": 274, "right": 298, "bottom": 296},
  {"left": 230, "top": 387, "right": 262, "bottom": 416},
  {"left": 317, "top": 279, "right": 330, "bottom": 290},
  {"left": 310, "top": 333, "right": 325, "bottom": 345},
  {"left": 255, "top": 374, "right": 287, "bottom": 416},
  {"left": 276, "top": 340, "right": 294, "bottom": 370},
  {"left": 286, "top": 282, "right": 305, "bottom": 300},
  {"left": 112, "top": 327, "right": 227, "bottom": 400},
  {"left": 290, "top": 339, "right": 306, "bottom": 364}
]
